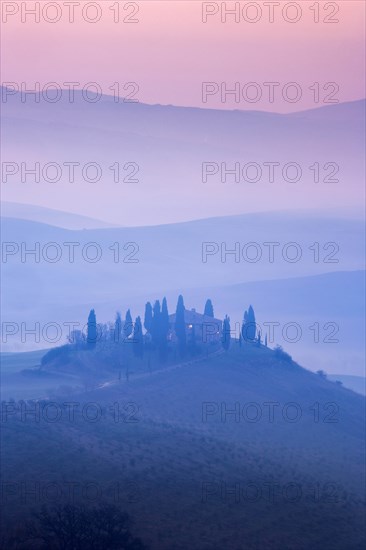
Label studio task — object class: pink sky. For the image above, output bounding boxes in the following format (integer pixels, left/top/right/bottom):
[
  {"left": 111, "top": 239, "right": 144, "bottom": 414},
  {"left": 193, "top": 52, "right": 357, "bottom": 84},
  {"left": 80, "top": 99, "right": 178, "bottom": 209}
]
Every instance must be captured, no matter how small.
[
  {"left": 1, "top": 1, "right": 365, "bottom": 225},
  {"left": 1, "top": 0, "right": 365, "bottom": 112}
]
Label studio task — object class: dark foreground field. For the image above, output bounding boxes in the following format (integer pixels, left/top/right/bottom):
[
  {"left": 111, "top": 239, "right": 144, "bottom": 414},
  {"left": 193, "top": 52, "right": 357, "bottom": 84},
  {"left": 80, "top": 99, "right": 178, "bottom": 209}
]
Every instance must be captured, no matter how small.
[{"left": 1, "top": 344, "right": 365, "bottom": 549}]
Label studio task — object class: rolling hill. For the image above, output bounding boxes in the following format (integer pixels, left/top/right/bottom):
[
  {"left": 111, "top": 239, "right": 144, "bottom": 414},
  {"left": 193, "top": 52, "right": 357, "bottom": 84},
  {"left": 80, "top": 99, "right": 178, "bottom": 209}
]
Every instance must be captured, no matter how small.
[
  {"left": 1, "top": 211, "right": 364, "bottom": 374},
  {"left": 1, "top": 343, "right": 365, "bottom": 549},
  {"left": 1, "top": 202, "right": 117, "bottom": 230},
  {"left": 1, "top": 88, "right": 365, "bottom": 225}
]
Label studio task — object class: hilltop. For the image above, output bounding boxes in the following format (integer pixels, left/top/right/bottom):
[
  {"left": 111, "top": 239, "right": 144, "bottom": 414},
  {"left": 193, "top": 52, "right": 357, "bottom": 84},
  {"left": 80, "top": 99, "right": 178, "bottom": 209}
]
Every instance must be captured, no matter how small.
[{"left": 1, "top": 342, "right": 365, "bottom": 549}]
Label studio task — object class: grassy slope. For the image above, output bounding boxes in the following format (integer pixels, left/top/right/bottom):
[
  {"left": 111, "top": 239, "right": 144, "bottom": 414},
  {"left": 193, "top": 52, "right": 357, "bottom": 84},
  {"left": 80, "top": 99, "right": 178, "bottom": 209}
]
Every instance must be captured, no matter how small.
[
  {"left": 1, "top": 344, "right": 365, "bottom": 549},
  {"left": 0, "top": 350, "right": 47, "bottom": 373}
]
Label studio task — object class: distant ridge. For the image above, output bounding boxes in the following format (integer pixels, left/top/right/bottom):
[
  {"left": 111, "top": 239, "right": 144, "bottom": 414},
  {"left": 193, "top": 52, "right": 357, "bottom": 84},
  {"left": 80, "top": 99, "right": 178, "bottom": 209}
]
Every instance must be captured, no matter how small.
[
  {"left": 1, "top": 84, "right": 364, "bottom": 115},
  {"left": 0, "top": 202, "right": 120, "bottom": 230},
  {"left": 2, "top": 88, "right": 364, "bottom": 226}
]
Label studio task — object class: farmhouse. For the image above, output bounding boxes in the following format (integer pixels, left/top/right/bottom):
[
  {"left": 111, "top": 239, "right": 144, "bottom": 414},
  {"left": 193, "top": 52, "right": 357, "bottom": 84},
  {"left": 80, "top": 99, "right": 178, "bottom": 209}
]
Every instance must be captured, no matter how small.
[{"left": 168, "top": 308, "right": 222, "bottom": 343}]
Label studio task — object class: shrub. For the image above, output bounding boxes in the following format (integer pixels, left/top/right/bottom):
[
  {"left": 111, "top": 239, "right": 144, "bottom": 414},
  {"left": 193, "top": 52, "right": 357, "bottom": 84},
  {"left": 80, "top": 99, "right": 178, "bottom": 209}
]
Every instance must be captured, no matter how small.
[
  {"left": 316, "top": 370, "right": 327, "bottom": 379},
  {"left": 274, "top": 345, "right": 292, "bottom": 363}
]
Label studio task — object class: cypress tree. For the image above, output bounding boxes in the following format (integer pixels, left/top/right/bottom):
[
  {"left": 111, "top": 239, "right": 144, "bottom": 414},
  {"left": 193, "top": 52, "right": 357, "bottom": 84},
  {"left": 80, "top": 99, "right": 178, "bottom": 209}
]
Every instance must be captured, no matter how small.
[
  {"left": 247, "top": 305, "right": 256, "bottom": 341},
  {"left": 175, "top": 295, "right": 186, "bottom": 356},
  {"left": 133, "top": 316, "right": 144, "bottom": 358},
  {"left": 114, "top": 312, "right": 122, "bottom": 343},
  {"left": 87, "top": 309, "right": 97, "bottom": 347},
  {"left": 204, "top": 299, "right": 214, "bottom": 317},
  {"left": 144, "top": 302, "right": 153, "bottom": 334},
  {"left": 189, "top": 323, "right": 198, "bottom": 355},
  {"left": 159, "top": 297, "right": 169, "bottom": 360},
  {"left": 242, "top": 306, "right": 256, "bottom": 342},
  {"left": 124, "top": 309, "right": 133, "bottom": 339},
  {"left": 161, "top": 297, "right": 169, "bottom": 340},
  {"left": 222, "top": 315, "right": 231, "bottom": 351},
  {"left": 257, "top": 330, "right": 261, "bottom": 347},
  {"left": 151, "top": 300, "right": 161, "bottom": 346},
  {"left": 242, "top": 310, "right": 248, "bottom": 341}
]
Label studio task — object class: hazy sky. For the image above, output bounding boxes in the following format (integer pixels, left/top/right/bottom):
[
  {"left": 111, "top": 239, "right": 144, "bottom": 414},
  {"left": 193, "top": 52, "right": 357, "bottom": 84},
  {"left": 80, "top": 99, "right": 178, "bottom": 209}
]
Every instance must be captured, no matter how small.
[
  {"left": 1, "top": 1, "right": 365, "bottom": 225},
  {"left": 2, "top": 0, "right": 365, "bottom": 112}
]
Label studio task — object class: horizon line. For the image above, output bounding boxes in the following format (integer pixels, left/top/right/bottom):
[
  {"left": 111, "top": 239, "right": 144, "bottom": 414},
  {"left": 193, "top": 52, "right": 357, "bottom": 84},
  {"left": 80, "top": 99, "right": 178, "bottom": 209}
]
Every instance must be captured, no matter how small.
[{"left": 1, "top": 85, "right": 365, "bottom": 116}]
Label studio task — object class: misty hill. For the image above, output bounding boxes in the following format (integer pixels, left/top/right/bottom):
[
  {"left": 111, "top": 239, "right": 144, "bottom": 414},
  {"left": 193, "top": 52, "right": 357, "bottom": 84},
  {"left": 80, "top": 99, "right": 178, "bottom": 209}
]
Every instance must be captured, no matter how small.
[
  {"left": 1, "top": 211, "right": 364, "bottom": 373},
  {"left": 2, "top": 87, "right": 364, "bottom": 148},
  {"left": 2, "top": 87, "right": 364, "bottom": 225},
  {"left": 1, "top": 212, "right": 363, "bottom": 308},
  {"left": 2, "top": 343, "right": 365, "bottom": 549},
  {"left": 1, "top": 201, "right": 117, "bottom": 230},
  {"left": 183, "top": 270, "right": 365, "bottom": 374}
]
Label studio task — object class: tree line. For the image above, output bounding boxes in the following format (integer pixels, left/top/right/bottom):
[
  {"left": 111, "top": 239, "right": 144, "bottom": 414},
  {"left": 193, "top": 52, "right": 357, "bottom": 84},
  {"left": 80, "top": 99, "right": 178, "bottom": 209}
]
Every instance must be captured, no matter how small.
[{"left": 84, "top": 297, "right": 262, "bottom": 358}]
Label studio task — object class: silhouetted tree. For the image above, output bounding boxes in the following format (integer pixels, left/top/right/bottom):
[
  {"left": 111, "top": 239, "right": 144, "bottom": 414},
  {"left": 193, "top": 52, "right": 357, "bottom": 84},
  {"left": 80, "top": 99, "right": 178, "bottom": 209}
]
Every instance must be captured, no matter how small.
[
  {"left": 87, "top": 309, "right": 97, "bottom": 347},
  {"left": 242, "top": 305, "right": 256, "bottom": 342},
  {"left": 242, "top": 310, "right": 248, "bottom": 340},
  {"left": 188, "top": 323, "right": 199, "bottom": 356},
  {"left": 124, "top": 309, "right": 133, "bottom": 339},
  {"left": 274, "top": 345, "right": 292, "bottom": 363},
  {"left": 144, "top": 302, "right": 153, "bottom": 334},
  {"left": 175, "top": 295, "right": 186, "bottom": 356},
  {"left": 68, "top": 329, "right": 84, "bottom": 347},
  {"left": 133, "top": 316, "right": 144, "bottom": 358},
  {"left": 316, "top": 369, "right": 327, "bottom": 379},
  {"left": 222, "top": 315, "right": 231, "bottom": 351},
  {"left": 151, "top": 300, "right": 161, "bottom": 347},
  {"left": 257, "top": 330, "right": 261, "bottom": 347},
  {"left": 159, "top": 297, "right": 169, "bottom": 360},
  {"left": 161, "top": 297, "right": 169, "bottom": 337},
  {"left": 247, "top": 305, "right": 256, "bottom": 340},
  {"left": 204, "top": 299, "right": 214, "bottom": 317},
  {"left": 114, "top": 311, "right": 122, "bottom": 343}
]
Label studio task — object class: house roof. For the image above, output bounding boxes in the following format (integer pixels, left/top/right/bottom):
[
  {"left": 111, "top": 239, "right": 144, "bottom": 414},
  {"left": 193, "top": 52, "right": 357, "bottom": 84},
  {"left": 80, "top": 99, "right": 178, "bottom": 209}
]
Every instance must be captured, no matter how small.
[{"left": 169, "top": 309, "right": 222, "bottom": 326}]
